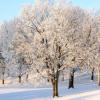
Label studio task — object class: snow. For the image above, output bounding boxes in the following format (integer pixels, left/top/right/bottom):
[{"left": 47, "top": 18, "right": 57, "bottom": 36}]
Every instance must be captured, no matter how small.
[{"left": 0, "top": 83, "right": 100, "bottom": 100}]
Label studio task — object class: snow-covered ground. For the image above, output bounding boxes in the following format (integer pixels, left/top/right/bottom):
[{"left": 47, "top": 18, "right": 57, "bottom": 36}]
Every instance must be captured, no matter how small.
[{"left": 0, "top": 83, "right": 100, "bottom": 100}]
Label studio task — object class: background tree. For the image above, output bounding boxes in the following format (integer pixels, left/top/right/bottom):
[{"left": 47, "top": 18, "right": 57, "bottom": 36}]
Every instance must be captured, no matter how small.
[{"left": 0, "top": 51, "right": 6, "bottom": 84}]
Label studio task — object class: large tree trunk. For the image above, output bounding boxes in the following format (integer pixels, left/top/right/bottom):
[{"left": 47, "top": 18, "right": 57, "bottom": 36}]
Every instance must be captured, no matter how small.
[
  {"left": 51, "top": 70, "right": 59, "bottom": 97},
  {"left": 98, "top": 70, "right": 100, "bottom": 86},
  {"left": 68, "top": 69, "right": 75, "bottom": 89},
  {"left": 52, "top": 79, "right": 59, "bottom": 97},
  {"left": 91, "top": 68, "right": 94, "bottom": 80},
  {"left": 18, "top": 75, "right": 21, "bottom": 83}
]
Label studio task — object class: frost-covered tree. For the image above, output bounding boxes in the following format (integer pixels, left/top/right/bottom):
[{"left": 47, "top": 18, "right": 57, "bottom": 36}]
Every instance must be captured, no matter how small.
[
  {"left": 18, "top": 1, "right": 91, "bottom": 96},
  {"left": 0, "top": 20, "right": 18, "bottom": 84},
  {"left": 16, "top": 53, "right": 32, "bottom": 83},
  {"left": 0, "top": 51, "right": 6, "bottom": 84},
  {"left": 9, "top": 33, "right": 34, "bottom": 83},
  {"left": 93, "top": 16, "right": 100, "bottom": 85},
  {"left": 0, "top": 0, "right": 100, "bottom": 98}
]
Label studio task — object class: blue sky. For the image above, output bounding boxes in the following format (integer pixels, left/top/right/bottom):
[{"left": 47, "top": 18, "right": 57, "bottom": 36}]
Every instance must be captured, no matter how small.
[
  {"left": 72, "top": 0, "right": 100, "bottom": 9},
  {"left": 0, "top": 0, "right": 100, "bottom": 22},
  {"left": 0, "top": 0, "right": 34, "bottom": 22}
]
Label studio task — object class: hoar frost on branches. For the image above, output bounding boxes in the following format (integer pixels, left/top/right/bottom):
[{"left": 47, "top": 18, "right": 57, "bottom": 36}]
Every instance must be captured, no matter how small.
[{"left": 0, "top": 0, "right": 100, "bottom": 98}]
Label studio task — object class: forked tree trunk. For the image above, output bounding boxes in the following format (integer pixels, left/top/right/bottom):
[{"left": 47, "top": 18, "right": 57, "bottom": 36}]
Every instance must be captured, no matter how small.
[
  {"left": 52, "top": 79, "right": 59, "bottom": 97},
  {"left": 91, "top": 68, "right": 94, "bottom": 80},
  {"left": 18, "top": 75, "right": 21, "bottom": 83},
  {"left": 68, "top": 69, "right": 75, "bottom": 89},
  {"left": 98, "top": 70, "right": 100, "bottom": 86}
]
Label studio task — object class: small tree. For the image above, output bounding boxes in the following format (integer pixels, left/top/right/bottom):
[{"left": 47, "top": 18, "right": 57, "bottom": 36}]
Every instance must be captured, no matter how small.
[
  {"left": 16, "top": 53, "right": 33, "bottom": 83},
  {"left": 0, "top": 52, "right": 6, "bottom": 84}
]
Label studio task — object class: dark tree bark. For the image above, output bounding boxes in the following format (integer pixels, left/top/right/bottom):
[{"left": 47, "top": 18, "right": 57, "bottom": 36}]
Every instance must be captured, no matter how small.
[
  {"left": 47, "top": 79, "right": 49, "bottom": 82},
  {"left": 91, "top": 68, "right": 94, "bottom": 80},
  {"left": 2, "top": 79, "right": 4, "bottom": 84},
  {"left": 2, "top": 72, "right": 5, "bottom": 84},
  {"left": 18, "top": 75, "right": 21, "bottom": 83},
  {"left": 68, "top": 69, "right": 75, "bottom": 89},
  {"left": 52, "top": 79, "right": 59, "bottom": 97},
  {"left": 51, "top": 70, "right": 59, "bottom": 97}
]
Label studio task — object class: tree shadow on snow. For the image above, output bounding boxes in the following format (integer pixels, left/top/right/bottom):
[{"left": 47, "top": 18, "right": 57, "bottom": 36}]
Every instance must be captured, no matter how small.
[
  {"left": 0, "top": 88, "right": 53, "bottom": 100},
  {"left": 59, "top": 83, "right": 100, "bottom": 97},
  {"left": 0, "top": 83, "right": 100, "bottom": 100}
]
